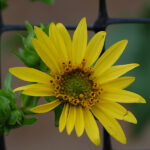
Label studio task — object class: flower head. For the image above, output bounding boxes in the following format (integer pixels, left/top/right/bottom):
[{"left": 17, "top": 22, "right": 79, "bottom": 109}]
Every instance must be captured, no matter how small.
[{"left": 9, "top": 18, "right": 146, "bottom": 146}]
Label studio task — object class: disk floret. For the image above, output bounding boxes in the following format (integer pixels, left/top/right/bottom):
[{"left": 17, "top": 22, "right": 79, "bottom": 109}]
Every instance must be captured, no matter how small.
[{"left": 51, "top": 60, "right": 103, "bottom": 109}]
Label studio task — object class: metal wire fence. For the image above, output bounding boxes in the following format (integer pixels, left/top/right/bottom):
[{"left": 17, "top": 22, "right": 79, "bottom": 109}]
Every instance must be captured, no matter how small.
[{"left": 0, "top": 0, "right": 150, "bottom": 150}]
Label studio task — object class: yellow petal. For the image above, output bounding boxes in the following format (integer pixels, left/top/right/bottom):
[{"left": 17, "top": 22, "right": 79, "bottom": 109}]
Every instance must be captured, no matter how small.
[
  {"left": 9, "top": 67, "right": 52, "bottom": 84},
  {"left": 56, "top": 23, "right": 72, "bottom": 60},
  {"left": 31, "top": 100, "right": 61, "bottom": 113},
  {"left": 34, "top": 26, "right": 61, "bottom": 68},
  {"left": 84, "top": 31, "right": 106, "bottom": 68},
  {"left": 83, "top": 109, "right": 100, "bottom": 146},
  {"left": 123, "top": 111, "right": 137, "bottom": 124},
  {"left": 14, "top": 83, "right": 52, "bottom": 92},
  {"left": 93, "top": 40, "right": 128, "bottom": 77},
  {"left": 96, "top": 63, "right": 139, "bottom": 84},
  {"left": 14, "top": 84, "right": 35, "bottom": 92},
  {"left": 59, "top": 103, "right": 69, "bottom": 133},
  {"left": 32, "top": 38, "right": 61, "bottom": 73},
  {"left": 75, "top": 106, "right": 84, "bottom": 137},
  {"left": 34, "top": 26, "right": 49, "bottom": 42},
  {"left": 92, "top": 106, "right": 126, "bottom": 144},
  {"left": 49, "top": 23, "right": 68, "bottom": 63},
  {"left": 96, "top": 100, "right": 137, "bottom": 124},
  {"left": 66, "top": 105, "right": 76, "bottom": 135},
  {"left": 101, "top": 77, "right": 135, "bottom": 91},
  {"left": 72, "top": 17, "right": 87, "bottom": 65},
  {"left": 22, "top": 88, "right": 54, "bottom": 96},
  {"left": 101, "top": 89, "right": 146, "bottom": 103}
]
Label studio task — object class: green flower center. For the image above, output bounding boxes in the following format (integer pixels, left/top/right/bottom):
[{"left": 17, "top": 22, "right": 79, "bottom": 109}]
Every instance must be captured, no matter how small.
[{"left": 60, "top": 69, "right": 93, "bottom": 98}]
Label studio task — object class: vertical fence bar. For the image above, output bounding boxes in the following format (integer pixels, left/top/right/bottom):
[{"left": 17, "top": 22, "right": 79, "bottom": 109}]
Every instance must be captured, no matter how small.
[
  {"left": 99, "top": 0, "right": 107, "bottom": 18},
  {"left": 103, "top": 129, "right": 112, "bottom": 150},
  {"left": 0, "top": 135, "right": 6, "bottom": 150},
  {"left": 0, "top": 1, "right": 6, "bottom": 150},
  {"left": 94, "top": 0, "right": 112, "bottom": 150}
]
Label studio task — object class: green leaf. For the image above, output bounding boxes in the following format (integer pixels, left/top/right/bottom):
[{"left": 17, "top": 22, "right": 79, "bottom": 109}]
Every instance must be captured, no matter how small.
[
  {"left": 30, "top": 0, "right": 54, "bottom": 5},
  {"left": 13, "top": 48, "right": 41, "bottom": 68},
  {"left": 14, "top": 21, "right": 49, "bottom": 71},
  {"left": 4, "top": 72, "right": 12, "bottom": 92},
  {"left": 44, "top": 96, "right": 57, "bottom": 102},
  {"left": 0, "top": 90, "right": 17, "bottom": 107},
  {"left": 8, "top": 110, "right": 20, "bottom": 125},
  {"left": 8, "top": 110, "right": 24, "bottom": 126},
  {"left": 54, "top": 103, "right": 63, "bottom": 127},
  {"left": 40, "top": 23, "right": 49, "bottom": 35},
  {"left": 25, "top": 21, "right": 34, "bottom": 33},
  {"left": 20, "top": 93, "right": 39, "bottom": 108},
  {"left": 0, "top": 96, "right": 11, "bottom": 124},
  {"left": 0, "top": 73, "right": 39, "bottom": 134},
  {"left": 22, "top": 25, "right": 35, "bottom": 51},
  {"left": 23, "top": 116, "right": 37, "bottom": 125}
]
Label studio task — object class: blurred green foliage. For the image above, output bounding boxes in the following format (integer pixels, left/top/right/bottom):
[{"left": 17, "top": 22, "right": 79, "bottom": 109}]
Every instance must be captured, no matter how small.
[
  {"left": 0, "top": 0, "right": 7, "bottom": 10},
  {"left": 0, "top": 0, "right": 54, "bottom": 11},
  {"left": 0, "top": 73, "right": 38, "bottom": 135},
  {"left": 30, "top": 0, "right": 54, "bottom": 5},
  {"left": 13, "top": 21, "right": 49, "bottom": 72},
  {"left": 0, "top": 22, "right": 54, "bottom": 135},
  {"left": 105, "top": 0, "right": 150, "bottom": 136}
]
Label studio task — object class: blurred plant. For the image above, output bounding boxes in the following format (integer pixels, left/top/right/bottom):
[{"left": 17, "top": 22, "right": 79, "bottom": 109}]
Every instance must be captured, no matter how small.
[
  {"left": 0, "top": 0, "right": 58, "bottom": 136},
  {"left": 13, "top": 21, "right": 49, "bottom": 72},
  {"left": 30, "top": 0, "right": 54, "bottom": 5},
  {"left": 0, "top": 21, "right": 62, "bottom": 136},
  {"left": 0, "top": 0, "right": 54, "bottom": 11},
  {"left": 0, "top": 0, "right": 7, "bottom": 10},
  {"left": 0, "top": 72, "right": 38, "bottom": 135}
]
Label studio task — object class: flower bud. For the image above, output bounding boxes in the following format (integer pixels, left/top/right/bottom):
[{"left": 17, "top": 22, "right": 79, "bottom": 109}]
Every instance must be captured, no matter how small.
[{"left": 0, "top": 97, "right": 11, "bottom": 125}]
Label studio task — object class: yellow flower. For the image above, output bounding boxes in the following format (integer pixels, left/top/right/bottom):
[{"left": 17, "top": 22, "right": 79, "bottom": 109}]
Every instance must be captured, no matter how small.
[{"left": 9, "top": 18, "right": 146, "bottom": 146}]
